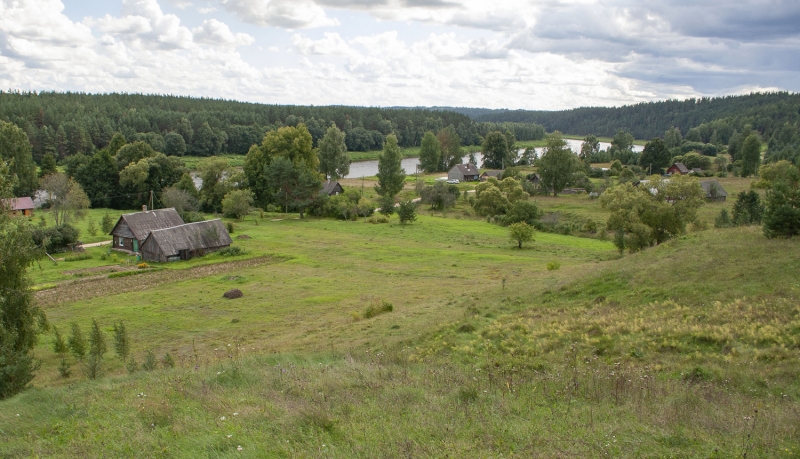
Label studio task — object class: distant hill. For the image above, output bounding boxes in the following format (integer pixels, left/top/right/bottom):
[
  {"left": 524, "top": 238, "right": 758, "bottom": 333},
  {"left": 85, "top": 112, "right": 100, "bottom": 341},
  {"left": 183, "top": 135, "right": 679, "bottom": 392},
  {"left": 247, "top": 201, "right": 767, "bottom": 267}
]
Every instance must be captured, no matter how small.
[{"left": 435, "top": 92, "right": 800, "bottom": 141}]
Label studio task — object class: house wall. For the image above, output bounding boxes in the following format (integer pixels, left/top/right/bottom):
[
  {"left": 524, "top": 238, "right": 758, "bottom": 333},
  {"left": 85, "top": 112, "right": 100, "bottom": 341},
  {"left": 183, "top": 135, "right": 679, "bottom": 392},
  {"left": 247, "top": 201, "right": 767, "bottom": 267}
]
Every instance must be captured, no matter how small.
[{"left": 448, "top": 169, "right": 464, "bottom": 181}]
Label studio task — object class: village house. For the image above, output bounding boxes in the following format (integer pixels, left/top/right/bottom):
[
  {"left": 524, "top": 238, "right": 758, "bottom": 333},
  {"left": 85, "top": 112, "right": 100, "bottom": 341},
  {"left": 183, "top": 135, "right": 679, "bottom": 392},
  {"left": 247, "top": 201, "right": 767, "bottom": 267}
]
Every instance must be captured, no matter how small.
[
  {"left": 667, "top": 162, "right": 690, "bottom": 175},
  {"left": 700, "top": 179, "right": 728, "bottom": 201},
  {"left": 321, "top": 181, "right": 344, "bottom": 196},
  {"left": 110, "top": 207, "right": 184, "bottom": 253},
  {"left": 2, "top": 197, "right": 34, "bottom": 217},
  {"left": 140, "top": 219, "right": 232, "bottom": 262},
  {"left": 480, "top": 170, "right": 503, "bottom": 182},
  {"left": 448, "top": 164, "right": 480, "bottom": 182}
]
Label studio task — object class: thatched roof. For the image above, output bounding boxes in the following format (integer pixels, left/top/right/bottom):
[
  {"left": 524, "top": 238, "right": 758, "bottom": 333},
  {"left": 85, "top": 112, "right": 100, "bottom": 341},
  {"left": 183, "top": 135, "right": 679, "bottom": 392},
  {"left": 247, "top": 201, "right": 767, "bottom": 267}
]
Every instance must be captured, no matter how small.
[
  {"left": 111, "top": 208, "right": 184, "bottom": 240},
  {"left": 1, "top": 197, "right": 34, "bottom": 211},
  {"left": 142, "top": 219, "right": 232, "bottom": 256}
]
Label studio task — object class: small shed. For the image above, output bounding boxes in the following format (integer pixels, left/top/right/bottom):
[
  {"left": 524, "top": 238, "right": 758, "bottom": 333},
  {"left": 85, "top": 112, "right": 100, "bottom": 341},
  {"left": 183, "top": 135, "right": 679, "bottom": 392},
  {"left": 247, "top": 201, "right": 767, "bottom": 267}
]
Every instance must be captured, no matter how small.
[
  {"left": 667, "top": 163, "right": 690, "bottom": 175},
  {"left": 480, "top": 170, "right": 503, "bottom": 182},
  {"left": 700, "top": 180, "right": 728, "bottom": 201},
  {"left": 2, "top": 197, "right": 34, "bottom": 217},
  {"left": 526, "top": 173, "right": 541, "bottom": 184},
  {"left": 140, "top": 219, "right": 232, "bottom": 262},
  {"left": 448, "top": 164, "right": 480, "bottom": 182},
  {"left": 110, "top": 207, "right": 184, "bottom": 253},
  {"left": 322, "top": 181, "right": 344, "bottom": 196}
]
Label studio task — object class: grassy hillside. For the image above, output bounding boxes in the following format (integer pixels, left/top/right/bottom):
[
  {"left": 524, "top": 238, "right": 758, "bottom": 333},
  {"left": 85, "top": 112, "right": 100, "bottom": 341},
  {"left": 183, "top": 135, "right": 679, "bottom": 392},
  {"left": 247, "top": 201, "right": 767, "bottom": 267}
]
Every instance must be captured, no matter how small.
[{"left": 2, "top": 199, "right": 799, "bottom": 456}]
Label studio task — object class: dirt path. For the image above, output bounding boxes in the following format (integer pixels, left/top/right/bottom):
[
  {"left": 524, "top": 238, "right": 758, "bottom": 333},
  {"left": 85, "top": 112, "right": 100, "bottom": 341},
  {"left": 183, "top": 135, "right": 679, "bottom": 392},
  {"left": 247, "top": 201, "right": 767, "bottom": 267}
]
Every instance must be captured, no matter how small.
[
  {"left": 83, "top": 240, "right": 112, "bottom": 248},
  {"left": 35, "top": 255, "right": 287, "bottom": 308}
]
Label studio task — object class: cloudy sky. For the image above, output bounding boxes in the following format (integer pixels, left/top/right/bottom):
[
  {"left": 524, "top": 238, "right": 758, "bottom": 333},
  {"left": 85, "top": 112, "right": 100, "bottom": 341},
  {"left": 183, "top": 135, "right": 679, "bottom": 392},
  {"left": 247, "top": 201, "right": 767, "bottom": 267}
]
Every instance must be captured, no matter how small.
[{"left": 0, "top": 0, "right": 798, "bottom": 110}]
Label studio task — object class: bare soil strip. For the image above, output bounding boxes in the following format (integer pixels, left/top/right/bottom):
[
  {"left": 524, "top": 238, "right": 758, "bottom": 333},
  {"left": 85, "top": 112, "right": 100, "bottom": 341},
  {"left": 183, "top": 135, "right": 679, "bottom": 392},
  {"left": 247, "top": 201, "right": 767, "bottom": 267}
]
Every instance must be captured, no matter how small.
[{"left": 35, "top": 256, "right": 286, "bottom": 308}]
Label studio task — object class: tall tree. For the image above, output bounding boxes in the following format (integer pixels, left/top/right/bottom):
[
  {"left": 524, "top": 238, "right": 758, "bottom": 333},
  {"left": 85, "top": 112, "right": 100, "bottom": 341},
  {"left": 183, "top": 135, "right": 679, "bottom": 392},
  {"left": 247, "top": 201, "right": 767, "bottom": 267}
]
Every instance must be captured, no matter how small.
[
  {"left": 0, "top": 161, "right": 46, "bottom": 399},
  {"left": 73, "top": 149, "right": 119, "bottom": 208},
  {"left": 418, "top": 131, "right": 441, "bottom": 173},
  {"left": 741, "top": 134, "right": 762, "bottom": 177},
  {"left": 375, "top": 134, "right": 406, "bottom": 206},
  {"left": 482, "top": 131, "right": 511, "bottom": 169},
  {"left": 638, "top": 138, "right": 671, "bottom": 173},
  {"left": 164, "top": 132, "right": 187, "bottom": 157},
  {"left": 664, "top": 126, "right": 683, "bottom": 149},
  {"left": 192, "top": 122, "right": 219, "bottom": 157},
  {"left": 437, "top": 126, "right": 463, "bottom": 171},
  {"left": 39, "top": 173, "right": 90, "bottom": 225},
  {"left": 536, "top": 132, "right": 579, "bottom": 197},
  {"left": 317, "top": 124, "right": 349, "bottom": 180},
  {"left": 0, "top": 121, "right": 38, "bottom": 197},
  {"left": 198, "top": 157, "right": 233, "bottom": 212}
]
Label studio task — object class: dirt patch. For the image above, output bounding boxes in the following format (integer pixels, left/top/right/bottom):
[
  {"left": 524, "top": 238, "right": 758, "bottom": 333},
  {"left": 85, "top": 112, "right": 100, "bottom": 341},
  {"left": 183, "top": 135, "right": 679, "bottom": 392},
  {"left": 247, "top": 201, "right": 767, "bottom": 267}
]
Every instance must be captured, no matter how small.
[
  {"left": 236, "top": 234, "right": 251, "bottom": 240},
  {"left": 223, "top": 289, "right": 243, "bottom": 299},
  {"left": 35, "top": 256, "right": 286, "bottom": 308}
]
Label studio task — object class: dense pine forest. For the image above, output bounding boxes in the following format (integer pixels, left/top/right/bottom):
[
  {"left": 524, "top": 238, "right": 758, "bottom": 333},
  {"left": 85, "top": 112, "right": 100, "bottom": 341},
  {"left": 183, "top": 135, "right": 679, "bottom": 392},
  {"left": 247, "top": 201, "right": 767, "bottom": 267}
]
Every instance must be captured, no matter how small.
[
  {"left": 445, "top": 92, "right": 800, "bottom": 144},
  {"left": 0, "top": 91, "right": 545, "bottom": 163}
]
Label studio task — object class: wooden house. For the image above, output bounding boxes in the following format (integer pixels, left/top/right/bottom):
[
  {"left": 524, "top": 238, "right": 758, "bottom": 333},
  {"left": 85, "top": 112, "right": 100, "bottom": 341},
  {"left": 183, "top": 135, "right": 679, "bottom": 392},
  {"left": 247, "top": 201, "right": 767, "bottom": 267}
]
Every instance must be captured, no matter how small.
[
  {"left": 700, "top": 180, "right": 728, "bottom": 201},
  {"left": 480, "top": 170, "right": 503, "bottom": 182},
  {"left": 110, "top": 207, "right": 184, "bottom": 253},
  {"left": 322, "top": 181, "right": 344, "bottom": 196},
  {"left": 140, "top": 219, "right": 233, "bottom": 262},
  {"left": 2, "top": 197, "right": 34, "bottom": 217},
  {"left": 448, "top": 164, "right": 480, "bottom": 182},
  {"left": 667, "top": 162, "right": 690, "bottom": 175}
]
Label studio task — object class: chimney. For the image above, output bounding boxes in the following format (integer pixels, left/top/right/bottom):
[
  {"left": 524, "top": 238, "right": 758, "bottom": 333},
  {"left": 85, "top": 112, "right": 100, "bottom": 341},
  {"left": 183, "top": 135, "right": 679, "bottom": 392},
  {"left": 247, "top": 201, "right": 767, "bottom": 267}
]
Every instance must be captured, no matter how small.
[{"left": 142, "top": 205, "right": 148, "bottom": 211}]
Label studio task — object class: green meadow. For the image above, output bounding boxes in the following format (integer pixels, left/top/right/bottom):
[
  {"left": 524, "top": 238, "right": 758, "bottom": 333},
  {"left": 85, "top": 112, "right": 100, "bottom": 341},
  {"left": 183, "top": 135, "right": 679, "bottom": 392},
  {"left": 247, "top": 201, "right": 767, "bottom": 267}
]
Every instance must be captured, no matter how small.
[{"left": 3, "top": 177, "right": 800, "bottom": 458}]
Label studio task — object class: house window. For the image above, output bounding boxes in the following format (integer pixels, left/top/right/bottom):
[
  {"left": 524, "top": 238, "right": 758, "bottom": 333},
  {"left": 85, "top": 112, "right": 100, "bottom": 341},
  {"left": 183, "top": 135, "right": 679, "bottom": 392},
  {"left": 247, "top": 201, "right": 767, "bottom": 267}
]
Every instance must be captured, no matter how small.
[{"left": 119, "top": 237, "right": 125, "bottom": 247}]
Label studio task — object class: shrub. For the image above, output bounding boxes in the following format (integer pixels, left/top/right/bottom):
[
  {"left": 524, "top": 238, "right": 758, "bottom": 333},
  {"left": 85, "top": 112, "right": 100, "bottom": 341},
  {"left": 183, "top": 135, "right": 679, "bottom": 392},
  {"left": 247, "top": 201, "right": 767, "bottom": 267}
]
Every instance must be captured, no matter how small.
[
  {"left": 142, "top": 350, "right": 158, "bottom": 371},
  {"left": 503, "top": 201, "right": 542, "bottom": 226},
  {"left": 397, "top": 199, "right": 417, "bottom": 224},
  {"left": 226, "top": 221, "right": 235, "bottom": 234},
  {"left": 137, "top": 262, "right": 149, "bottom": 269},
  {"left": 364, "top": 300, "right": 393, "bottom": 319},
  {"left": 365, "top": 215, "right": 389, "bottom": 224},
  {"left": 547, "top": 261, "right": 561, "bottom": 271},
  {"left": 30, "top": 224, "right": 80, "bottom": 252},
  {"left": 218, "top": 246, "right": 245, "bottom": 257},
  {"left": 714, "top": 209, "right": 733, "bottom": 228},
  {"left": 64, "top": 252, "right": 92, "bottom": 262}
]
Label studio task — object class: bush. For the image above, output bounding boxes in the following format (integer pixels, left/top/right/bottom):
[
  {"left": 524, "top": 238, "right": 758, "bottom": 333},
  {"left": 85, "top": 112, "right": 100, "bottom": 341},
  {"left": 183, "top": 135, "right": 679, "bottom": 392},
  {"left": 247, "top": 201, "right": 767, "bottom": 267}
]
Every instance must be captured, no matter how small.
[
  {"left": 714, "top": 209, "right": 733, "bottom": 228},
  {"left": 503, "top": 200, "right": 541, "bottom": 226},
  {"left": 397, "top": 200, "right": 417, "bottom": 224},
  {"left": 137, "top": 262, "right": 149, "bottom": 269},
  {"left": 30, "top": 224, "right": 80, "bottom": 252},
  {"left": 364, "top": 300, "right": 393, "bottom": 319},
  {"left": 64, "top": 252, "right": 92, "bottom": 262},
  {"left": 142, "top": 350, "right": 158, "bottom": 371},
  {"left": 226, "top": 221, "right": 235, "bottom": 234},
  {"left": 218, "top": 246, "right": 245, "bottom": 257},
  {"left": 547, "top": 261, "right": 561, "bottom": 271},
  {"left": 365, "top": 215, "right": 389, "bottom": 224}
]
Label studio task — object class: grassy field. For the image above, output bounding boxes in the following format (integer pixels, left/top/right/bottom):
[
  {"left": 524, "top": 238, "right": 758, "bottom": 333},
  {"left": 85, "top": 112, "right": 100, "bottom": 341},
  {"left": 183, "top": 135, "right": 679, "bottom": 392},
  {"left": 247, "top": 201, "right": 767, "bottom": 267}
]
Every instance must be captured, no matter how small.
[{"left": 3, "top": 176, "right": 799, "bottom": 457}]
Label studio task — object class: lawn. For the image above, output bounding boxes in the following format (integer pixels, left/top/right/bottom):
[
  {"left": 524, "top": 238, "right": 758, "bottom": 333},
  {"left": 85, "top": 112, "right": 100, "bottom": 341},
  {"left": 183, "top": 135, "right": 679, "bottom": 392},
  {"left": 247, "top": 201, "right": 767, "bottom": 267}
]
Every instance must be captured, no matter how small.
[{"left": 3, "top": 176, "right": 799, "bottom": 458}]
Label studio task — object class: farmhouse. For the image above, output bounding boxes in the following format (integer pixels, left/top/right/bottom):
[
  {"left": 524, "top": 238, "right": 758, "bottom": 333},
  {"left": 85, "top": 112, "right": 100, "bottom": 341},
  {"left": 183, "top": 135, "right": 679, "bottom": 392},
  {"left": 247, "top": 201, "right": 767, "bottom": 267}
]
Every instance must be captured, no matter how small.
[
  {"left": 2, "top": 196, "right": 34, "bottom": 217},
  {"left": 700, "top": 179, "right": 728, "bottom": 201},
  {"left": 480, "top": 170, "right": 503, "bottom": 181},
  {"left": 667, "top": 162, "right": 690, "bottom": 175},
  {"left": 322, "top": 181, "right": 344, "bottom": 196},
  {"left": 448, "top": 164, "right": 480, "bottom": 182},
  {"left": 140, "top": 219, "right": 232, "bottom": 262},
  {"left": 110, "top": 207, "right": 184, "bottom": 253}
]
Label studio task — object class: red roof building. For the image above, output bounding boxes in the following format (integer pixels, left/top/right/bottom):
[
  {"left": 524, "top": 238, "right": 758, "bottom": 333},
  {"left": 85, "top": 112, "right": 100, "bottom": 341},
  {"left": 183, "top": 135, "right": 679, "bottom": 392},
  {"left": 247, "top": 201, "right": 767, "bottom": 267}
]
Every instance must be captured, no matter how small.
[{"left": 2, "top": 197, "right": 35, "bottom": 217}]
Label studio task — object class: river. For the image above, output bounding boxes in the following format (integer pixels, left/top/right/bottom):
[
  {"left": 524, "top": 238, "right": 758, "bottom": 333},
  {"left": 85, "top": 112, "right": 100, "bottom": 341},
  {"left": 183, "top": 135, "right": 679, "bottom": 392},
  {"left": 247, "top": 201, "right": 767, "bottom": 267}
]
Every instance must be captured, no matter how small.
[{"left": 344, "top": 139, "right": 643, "bottom": 178}]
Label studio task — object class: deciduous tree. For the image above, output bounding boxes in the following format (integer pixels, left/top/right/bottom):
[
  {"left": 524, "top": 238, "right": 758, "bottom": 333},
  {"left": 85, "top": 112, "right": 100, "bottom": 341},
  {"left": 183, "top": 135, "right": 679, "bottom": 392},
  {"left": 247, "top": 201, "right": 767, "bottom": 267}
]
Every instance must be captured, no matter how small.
[
  {"left": 39, "top": 173, "right": 90, "bottom": 226},
  {"left": 509, "top": 222, "right": 534, "bottom": 249},
  {"left": 375, "top": 134, "right": 405, "bottom": 201},
  {"left": 537, "top": 132, "right": 580, "bottom": 196},
  {"left": 317, "top": 124, "right": 350, "bottom": 180}
]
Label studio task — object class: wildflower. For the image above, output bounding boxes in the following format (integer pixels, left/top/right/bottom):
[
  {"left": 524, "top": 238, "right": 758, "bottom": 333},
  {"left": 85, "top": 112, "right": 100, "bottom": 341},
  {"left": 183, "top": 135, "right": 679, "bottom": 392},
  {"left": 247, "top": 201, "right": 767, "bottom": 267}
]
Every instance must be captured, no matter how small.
[
  {"left": 233, "top": 412, "right": 238, "bottom": 416},
  {"left": 237, "top": 446, "right": 243, "bottom": 451},
  {"left": 220, "top": 416, "right": 226, "bottom": 421},
  {"left": 227, "top": 435, "right": 233, "bottom": 438}
]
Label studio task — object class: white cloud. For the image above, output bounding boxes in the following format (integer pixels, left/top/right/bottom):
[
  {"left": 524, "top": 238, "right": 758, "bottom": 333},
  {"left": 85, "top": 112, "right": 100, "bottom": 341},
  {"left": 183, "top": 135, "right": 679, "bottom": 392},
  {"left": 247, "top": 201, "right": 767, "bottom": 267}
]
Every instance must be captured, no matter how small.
[
  {"left": 87, "top": 0, "right": 194, "bottom": 50},
  {"left": 220, "top": 0, "right": 339, "bottom": 29},
  {"left": 198, "top": 7, "right": 217, "bottom": 14},
  {"left": 193, "top": 19, "right": 254, "bottom": 47}
]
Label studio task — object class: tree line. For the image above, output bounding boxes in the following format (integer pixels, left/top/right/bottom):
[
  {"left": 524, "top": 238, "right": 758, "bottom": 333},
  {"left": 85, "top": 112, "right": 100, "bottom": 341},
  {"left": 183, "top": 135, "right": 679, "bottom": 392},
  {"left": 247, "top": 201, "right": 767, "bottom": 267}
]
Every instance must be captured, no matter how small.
[{"left": 0, "top": 91, "right": 545, "bottom": 165}]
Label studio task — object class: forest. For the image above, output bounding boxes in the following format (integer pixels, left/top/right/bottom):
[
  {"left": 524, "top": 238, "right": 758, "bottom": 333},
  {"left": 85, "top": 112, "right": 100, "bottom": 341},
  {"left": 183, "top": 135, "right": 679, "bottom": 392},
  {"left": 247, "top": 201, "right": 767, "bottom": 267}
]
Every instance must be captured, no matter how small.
[
  {"left": 446, "top": 92, "right": 800, "bottom": 144},
  {"left": 0, "top": 91, "right": 545, "bottom": 163}
]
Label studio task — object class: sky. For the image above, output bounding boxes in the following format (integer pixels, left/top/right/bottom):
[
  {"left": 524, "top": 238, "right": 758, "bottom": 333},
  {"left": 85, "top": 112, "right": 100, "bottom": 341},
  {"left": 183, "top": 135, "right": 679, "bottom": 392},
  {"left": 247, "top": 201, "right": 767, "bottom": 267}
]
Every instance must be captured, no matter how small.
[{"left": 0, "top": 0, "right": 798, "bottom": 110}]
